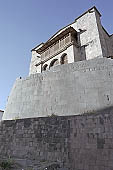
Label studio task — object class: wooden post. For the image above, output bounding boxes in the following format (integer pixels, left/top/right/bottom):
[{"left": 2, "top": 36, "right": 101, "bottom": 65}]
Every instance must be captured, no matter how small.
[{"left": 69, "top": 32, "right": 72, "bottom": 42}]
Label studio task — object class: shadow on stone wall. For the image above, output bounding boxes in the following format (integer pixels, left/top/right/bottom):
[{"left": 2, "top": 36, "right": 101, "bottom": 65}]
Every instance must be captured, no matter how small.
[
  {"left": 78, "top": 29, "right": 87, "bottom": 61},
  {"left": 0, "top": 106, "right": 113, "bottom": 170}
]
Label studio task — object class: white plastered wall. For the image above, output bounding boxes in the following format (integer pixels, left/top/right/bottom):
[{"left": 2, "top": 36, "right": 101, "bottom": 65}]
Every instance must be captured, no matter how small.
[
  {"left": 72, "top": 9, "right": 103, "bottom": 60},
  {"left": 29, "top": 7, "right": 106, "bottom": 75},
  {"left": 29, "top": 44, "right": 44, "bottom": 75},
  {"left": 41, "top": 44, "right": 76, "bottom": 71}
]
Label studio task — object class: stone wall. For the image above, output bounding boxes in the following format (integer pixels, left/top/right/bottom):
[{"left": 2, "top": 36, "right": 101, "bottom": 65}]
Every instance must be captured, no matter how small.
[
  {"left": 70, "top": 108, "right": 113, "bottom": 170},
  {"left": 0, "top": 115, "right": 70, "bottom": 169},
  {"left": 29, "top": 43, "right": 43, "bottom": 75},
  {"left": 3, "top": 58, "right": 113, "bottom": 120},
  {"left": 72, "top": 7, "right": 103, "bottom": 60},
  {"left": 100, "top": 28, "right": 113, "bottom": 57},
  {"left": 0, "top": 108, "right": 113, "bottom": 169},
  {"left": 110, "top": 35, "right": 113, "bottom": 54}
]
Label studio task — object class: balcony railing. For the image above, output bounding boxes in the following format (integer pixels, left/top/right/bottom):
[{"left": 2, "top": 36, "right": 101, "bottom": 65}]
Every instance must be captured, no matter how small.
[{"left": 41, "top": 33, "right": 73, "bottom": 61}]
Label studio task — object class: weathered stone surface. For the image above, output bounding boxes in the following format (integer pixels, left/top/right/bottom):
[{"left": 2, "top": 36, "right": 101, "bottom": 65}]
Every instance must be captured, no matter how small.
[
  {"left": 0, "top": 108, "right": 113, "bottom": 169},
  {"left": 3, "top": 58, "right": 113, "bottom": 120}
]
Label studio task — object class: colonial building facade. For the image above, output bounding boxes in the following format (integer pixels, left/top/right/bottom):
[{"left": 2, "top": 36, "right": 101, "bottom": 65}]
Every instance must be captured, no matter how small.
[
  {"left": 3, "top": 6, "right": 113, "bottom": 120},
  {"left": 29, "top": 6, "right": 113, "bottom": 75},
  {"left": 1, "top": 7, "right": 113, "bottom": 170}
]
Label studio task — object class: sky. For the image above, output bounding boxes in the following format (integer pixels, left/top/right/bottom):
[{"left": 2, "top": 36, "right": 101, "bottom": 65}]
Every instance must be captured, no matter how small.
[{"left": 0, "top": 0, "right": 113, "bottom": 110}]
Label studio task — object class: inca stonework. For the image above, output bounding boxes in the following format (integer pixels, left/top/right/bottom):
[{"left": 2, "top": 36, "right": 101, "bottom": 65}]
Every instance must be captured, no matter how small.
[
  {"left": 1, "top": 109, "right": 113, "bottom": 169},
  {"left": 0, "top": 6, "right": 113, "bottom": 170},
  {"left": 3, "top": 58, "right": 113, "bottom": 120},
  {"left": 3, "top": 6, "right": 113, "bottom": 120}
]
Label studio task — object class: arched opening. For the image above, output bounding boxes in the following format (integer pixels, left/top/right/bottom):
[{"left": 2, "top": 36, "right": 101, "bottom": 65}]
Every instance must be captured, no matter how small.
[
  {"left": 60, "top": 53, "right": 68, "bottom": 65},
  {"left": 49, "top": 59, "right": 59, "bottom": 69},
  {"left": 42, "top": 64, "right": 48, "bottom": 71}
]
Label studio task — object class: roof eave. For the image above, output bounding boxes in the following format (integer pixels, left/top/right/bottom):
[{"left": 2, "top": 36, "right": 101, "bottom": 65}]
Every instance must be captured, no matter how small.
[
  {"left": 31, "top": 42, "right": 44, "bottom": 52},
  {"left": 37, "top": 27, "right": 77, "bottom": 53}
]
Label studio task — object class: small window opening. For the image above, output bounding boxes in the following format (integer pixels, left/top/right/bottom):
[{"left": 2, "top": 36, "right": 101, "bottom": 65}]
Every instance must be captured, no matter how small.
[{"left": 60, "top": 53, "right": 68, "bottom": 65}]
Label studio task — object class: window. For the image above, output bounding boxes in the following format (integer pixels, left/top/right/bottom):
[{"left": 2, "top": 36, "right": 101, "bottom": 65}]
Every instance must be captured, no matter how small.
[
  {"left": 49, "top": 59, "right": 59, "bottom": 69},
  {"left": 42, "top": 64, "right": 48, "bottom": 71},
  {"left": 60, "top": 53, "right": 68, "bottom": 64}
]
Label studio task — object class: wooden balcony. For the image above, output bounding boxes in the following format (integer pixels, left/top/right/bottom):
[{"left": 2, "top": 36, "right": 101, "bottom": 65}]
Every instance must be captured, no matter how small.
[
  {"left": 36, "top": 27, "right": 78, "bottom": 63},
  {"left": 41, "top": 34, "right": 72, "bottom": 60}
]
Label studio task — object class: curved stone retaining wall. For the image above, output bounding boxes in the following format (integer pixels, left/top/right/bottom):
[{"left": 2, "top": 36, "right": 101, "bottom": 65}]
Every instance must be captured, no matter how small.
[{"left": 3, "top": 58, "right": 113, "bottom": 120}]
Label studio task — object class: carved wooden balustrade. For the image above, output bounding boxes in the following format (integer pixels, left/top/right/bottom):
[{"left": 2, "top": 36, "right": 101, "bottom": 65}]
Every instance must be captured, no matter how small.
[{"left": 36, "top": 27, "right": 78, "bottom": 65}]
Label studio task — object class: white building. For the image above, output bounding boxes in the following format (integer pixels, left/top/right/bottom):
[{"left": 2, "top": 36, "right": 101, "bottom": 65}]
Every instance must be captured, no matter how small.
[
  {"left": 3, "top": 6, "right": 113, "bottom": 120},
  {"left": 0, "top": 110, "right": 4, "bottom": 120},
  {"left": 29, "top": 6, "right": 113, "bottom": 75}
]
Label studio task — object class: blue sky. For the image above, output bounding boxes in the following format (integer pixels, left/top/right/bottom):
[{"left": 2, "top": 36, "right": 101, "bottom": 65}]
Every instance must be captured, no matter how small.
[{"left": 0, "top": 0, "right": 113, "bottom": 110}]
